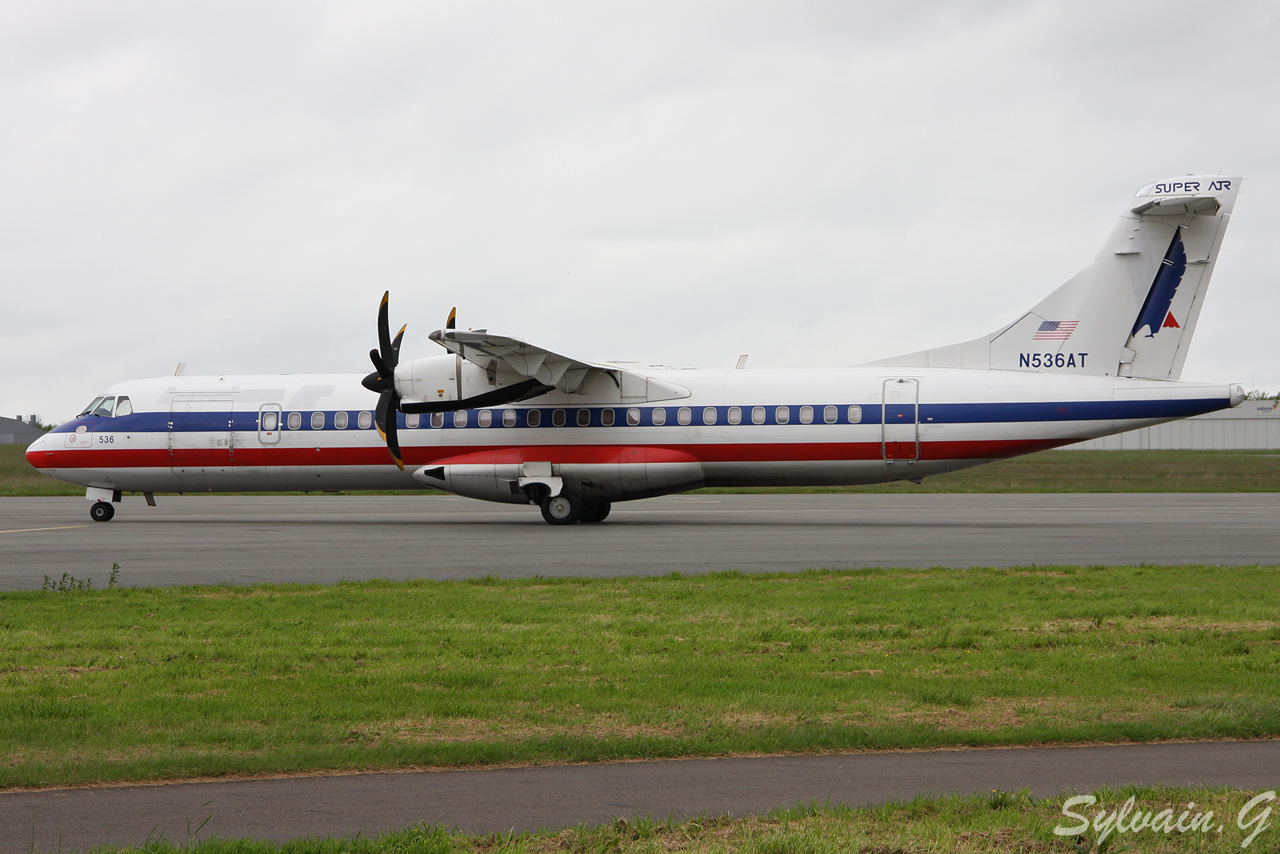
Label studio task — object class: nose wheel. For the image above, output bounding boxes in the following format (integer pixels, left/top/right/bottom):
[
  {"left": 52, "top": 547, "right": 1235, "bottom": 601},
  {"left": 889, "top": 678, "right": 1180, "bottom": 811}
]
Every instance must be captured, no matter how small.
[{"left": 89, "top": 501, "right": 115, "bottom": 522}]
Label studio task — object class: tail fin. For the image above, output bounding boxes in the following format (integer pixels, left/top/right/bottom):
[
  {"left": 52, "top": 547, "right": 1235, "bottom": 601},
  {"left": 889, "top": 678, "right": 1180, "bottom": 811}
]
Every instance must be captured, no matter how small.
[{"left": 867, "top": 175, "right": 1242, "bottom": 379}]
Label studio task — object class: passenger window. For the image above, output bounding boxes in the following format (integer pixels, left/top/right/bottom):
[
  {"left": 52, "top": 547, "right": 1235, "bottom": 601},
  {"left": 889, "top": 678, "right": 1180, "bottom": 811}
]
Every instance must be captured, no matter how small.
[
  {"left": 776, "top": 406, "right": 790, "bottom": 425},
  {"left": 824, "top": 405, "right": 838, "bottom": 424},
  {"left": 752, "top": 406, "right": 765, "bottom": 425},
  {"left": 601, "top": 409, "right": 615, "bottom": 427},
  {"left": 287, "top": 412, "right": 302, "bottom": 430},
  {"left": 677, "top": 407, "right": 691, "bottom": 426},
  {"left": 335, "top": 411, "right": 349, "bottom": 429},
  {"left": 311, "top": 412, "right": 325, "bottom": 429},
  {"left": 652, "top": 408, "right": 667, "bottom": 426},
  {"left": 527, "top": 409, "right": 542, "bottom": 427},
  {"left": 358, "top": 411, "right": 373, "bottom": 429},
  {"left": 727, "top": 406, "right": 741, "bottom": 425},
  {"left": 478, "top": 410, "right": 492, "bottom": 427},
  {"left": 406, "top": 413, "right": 420, "bottom": 429},
  {"left": 799, "top": 405, "right": 813, "bottom": 424},
  {"left": 847, "top": 405, "right": 863, "bottom": 424},
  {"left": 114, "top": 397, "right": 133, "bottom": 417},
  {"left": 261, "top": 411, "right": 279, "bottom": 431},
  {"left": 453, "top": 410, "right": 468, "bottom": 428},
  {"left": 577, "top": 409, "right": 590, "bottom": 427},
  {"left": 553, "top": 409, "right": 566, "bottom": 427},
  {"left": 702, "top": 407, "right": 717, "bottom": 425},
  {"left": 93, "top": 397, "right": 116, "bottom": 417},
  {"left": 627, "top": 408, "right": 641, "bottom": 426},
  {"left": 430, "top": 412, "right": 444, "bottom": 428},
  {"left": 502, "top": 409, "right": 516, "bottom": 427}
]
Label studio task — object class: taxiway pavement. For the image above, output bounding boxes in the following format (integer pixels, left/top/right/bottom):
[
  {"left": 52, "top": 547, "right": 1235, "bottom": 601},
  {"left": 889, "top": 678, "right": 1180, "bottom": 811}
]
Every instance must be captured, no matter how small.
[
  {"left": 2, "top": 493, "right": 1278, "bottom": 589},
  {"left": 3, "top": 741, "right": 1279, "bottom": 852}
]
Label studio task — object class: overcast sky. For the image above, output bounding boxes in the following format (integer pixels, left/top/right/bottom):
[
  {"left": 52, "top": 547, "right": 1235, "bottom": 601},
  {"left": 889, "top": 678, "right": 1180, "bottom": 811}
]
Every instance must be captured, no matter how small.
[{"left": 4, "top": 1, "right": 1278, "bottom": 423}]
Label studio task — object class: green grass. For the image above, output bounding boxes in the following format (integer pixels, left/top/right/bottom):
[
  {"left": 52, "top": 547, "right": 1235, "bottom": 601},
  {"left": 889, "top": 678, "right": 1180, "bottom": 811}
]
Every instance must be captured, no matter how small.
[
  {"left": 50, "top": 786, "right": 1280, "bottom": 852},
  {"left": 8, "top": 443, "right": 1280, "bottom": 496},
  {"left": 2, "top": 567, "right": 1278, "bottom": 789}
]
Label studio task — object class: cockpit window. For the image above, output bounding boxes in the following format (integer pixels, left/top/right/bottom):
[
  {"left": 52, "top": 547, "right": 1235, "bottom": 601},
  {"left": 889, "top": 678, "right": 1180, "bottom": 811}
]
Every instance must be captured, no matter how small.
[
  {"left": 114, "top": 396, "right": 133, "bottom": 417},
  {"left": 80, "top": 396, "right": 116, "bottom": 417}
]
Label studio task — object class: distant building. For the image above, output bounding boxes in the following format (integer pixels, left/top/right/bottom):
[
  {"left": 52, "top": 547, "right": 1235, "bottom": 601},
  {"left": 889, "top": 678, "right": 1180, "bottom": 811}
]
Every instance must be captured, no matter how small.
[
  {"left": 1066, "top": 400, "right": 1280, "bottom": 450},
  {"left": 0, "top": 415, "right": 45, "bottom": 446}
]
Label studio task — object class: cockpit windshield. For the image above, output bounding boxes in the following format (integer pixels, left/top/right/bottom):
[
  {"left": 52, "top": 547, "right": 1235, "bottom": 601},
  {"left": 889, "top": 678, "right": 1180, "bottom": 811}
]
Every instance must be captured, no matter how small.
[{"left": 78, "top": 396, "right": 115, "bottom": 417}]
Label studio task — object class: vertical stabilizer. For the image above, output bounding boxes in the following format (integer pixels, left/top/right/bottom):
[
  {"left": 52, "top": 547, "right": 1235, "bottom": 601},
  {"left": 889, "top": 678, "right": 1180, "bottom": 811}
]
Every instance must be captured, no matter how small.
[{"left": 865, "top": 176, "right": 1241, "bottom": 378}]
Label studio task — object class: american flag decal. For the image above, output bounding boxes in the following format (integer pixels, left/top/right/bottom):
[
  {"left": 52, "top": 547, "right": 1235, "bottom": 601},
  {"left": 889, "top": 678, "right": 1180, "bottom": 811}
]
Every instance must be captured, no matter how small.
[{"left": 1032, "top": 320, "right": 1078, "bottom": 340}]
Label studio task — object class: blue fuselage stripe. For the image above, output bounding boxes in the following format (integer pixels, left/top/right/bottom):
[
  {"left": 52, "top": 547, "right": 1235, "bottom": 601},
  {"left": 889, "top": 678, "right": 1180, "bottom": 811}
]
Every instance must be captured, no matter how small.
[{"left": 49, "top": 397, "right": 1230, "bottom": 435}]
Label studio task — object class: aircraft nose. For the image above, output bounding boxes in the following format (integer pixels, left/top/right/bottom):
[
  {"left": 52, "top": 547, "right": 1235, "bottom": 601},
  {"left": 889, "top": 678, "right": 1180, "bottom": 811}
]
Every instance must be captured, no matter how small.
[{"left": 25, "top": 434, "right": 47, "bottom": 468}]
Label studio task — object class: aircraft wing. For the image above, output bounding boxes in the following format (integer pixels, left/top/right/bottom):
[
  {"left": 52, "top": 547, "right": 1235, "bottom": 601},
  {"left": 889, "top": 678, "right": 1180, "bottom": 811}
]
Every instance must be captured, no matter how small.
[{"left": 427, "top": 328, "right": 690, "bottom": 401}]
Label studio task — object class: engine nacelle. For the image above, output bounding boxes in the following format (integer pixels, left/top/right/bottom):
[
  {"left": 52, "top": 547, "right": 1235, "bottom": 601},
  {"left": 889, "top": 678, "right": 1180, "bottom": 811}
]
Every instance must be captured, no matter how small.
[{"left": 395, "top": 354, "right": 491, "bottom": 405}]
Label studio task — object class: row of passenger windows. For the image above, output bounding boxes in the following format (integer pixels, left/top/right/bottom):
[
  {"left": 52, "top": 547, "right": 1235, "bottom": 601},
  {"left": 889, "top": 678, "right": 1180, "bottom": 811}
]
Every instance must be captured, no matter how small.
[{"left": 267, "top": 405, "right": 864, "bottom": 431}]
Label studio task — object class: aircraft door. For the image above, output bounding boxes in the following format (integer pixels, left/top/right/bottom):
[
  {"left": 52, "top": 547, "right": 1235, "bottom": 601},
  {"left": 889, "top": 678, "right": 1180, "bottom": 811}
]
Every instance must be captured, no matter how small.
[
  {"left": 881, "top": 378, "right": 919, "bottom": 462},
  {"left": 169, "top": 395, "right": 235, "bottom": 475},
  {"left": 257, "top": 403, "right": 282, "bottom": 445}
]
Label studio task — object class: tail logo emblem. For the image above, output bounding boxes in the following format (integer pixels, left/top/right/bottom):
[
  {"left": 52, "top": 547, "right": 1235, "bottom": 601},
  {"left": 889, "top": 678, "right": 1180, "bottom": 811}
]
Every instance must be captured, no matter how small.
[{"left": 1162, "top": 312, "right": 1180, "bottom": 329}]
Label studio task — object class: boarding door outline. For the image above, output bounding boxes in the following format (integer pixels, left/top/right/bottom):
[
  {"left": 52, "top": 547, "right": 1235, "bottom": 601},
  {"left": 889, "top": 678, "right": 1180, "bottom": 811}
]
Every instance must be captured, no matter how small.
[
  {"left": 258, "top": 403, "right": 283, "bottom": 445},
  {"left": 881, "top": 378, "right": 920, "bottom": 462},
  {"left": 168, "top": 395, "right": 235, "bottom": 473}
]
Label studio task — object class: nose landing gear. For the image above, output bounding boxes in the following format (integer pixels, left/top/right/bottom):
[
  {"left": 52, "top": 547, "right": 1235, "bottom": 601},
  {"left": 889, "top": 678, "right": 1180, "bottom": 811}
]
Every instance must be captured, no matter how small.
[{"left": 89, "top": 501, "right": 115, "bottom": 522}]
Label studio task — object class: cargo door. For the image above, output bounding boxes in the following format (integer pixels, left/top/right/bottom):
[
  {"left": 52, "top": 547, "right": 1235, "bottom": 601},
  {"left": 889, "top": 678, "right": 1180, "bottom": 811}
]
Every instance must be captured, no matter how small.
[
  {"left": 169, "top": 395, "right": 234, "bottom": 475},
  {"left": 881, "top": 378, "right": 919, "bottom": 462}
]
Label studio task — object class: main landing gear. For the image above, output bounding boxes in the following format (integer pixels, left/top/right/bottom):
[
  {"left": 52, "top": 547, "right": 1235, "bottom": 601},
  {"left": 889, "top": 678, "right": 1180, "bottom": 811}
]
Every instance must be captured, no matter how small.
[{"left": 537, "top": 490, "right": 611, "bottom": 526}]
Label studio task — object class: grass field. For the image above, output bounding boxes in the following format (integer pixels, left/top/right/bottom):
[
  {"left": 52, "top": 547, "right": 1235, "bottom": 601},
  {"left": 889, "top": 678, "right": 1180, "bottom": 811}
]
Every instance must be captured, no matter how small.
[
  {"left": 6, "top": 443, "right": 1280, "bottom": 496},
  {"left": 3, "top": 567, "right": 1277, "bottom": 790},
  {"left": 48, "top": 786, "right": 1280, "bottom": 853}
]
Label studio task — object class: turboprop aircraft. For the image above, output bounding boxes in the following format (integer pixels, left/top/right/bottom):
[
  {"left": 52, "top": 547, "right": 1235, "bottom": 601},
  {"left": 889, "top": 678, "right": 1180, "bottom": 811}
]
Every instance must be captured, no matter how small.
[{"left": 27, "top": 175, "right": 1246, "bottom": 525}]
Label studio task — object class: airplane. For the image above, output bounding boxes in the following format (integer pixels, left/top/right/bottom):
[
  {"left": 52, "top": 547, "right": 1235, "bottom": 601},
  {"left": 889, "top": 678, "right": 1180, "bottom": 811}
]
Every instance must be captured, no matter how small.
[{"left": 26, "top": 175, "right": 1246, "bottom": 525}]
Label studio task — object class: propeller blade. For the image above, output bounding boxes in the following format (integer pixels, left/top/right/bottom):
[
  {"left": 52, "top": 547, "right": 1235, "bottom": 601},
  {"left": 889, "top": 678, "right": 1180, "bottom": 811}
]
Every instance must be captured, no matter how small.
[
  {"left": 385, "top": 405, "right": 404, "bottom": 471},
  {"left": 377, "top": 291, "right": 392, "bottom": 360},
  {"left": 375, "top": 391, "right": 404, "bottom": 470},
  {"left": 364, "top": 349, "right": 392, "bottom": 391},
  {"left": 446, "top": 307, "right": 456, "bottom": 330},
  {"left": 390, "top": 324, "right": 406, "bottom": 368}
]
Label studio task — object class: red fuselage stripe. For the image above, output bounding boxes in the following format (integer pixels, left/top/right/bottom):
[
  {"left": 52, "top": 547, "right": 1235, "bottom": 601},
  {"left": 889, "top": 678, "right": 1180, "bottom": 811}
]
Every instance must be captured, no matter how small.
[{"left": 30, "top": 437, "right": 1076, "bottom": 470}]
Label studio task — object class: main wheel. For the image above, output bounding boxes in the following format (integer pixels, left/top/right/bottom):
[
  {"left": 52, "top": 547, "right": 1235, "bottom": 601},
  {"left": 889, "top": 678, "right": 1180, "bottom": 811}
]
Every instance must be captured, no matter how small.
[
  {"left": 580, "top": 500, "right": 611, "bottom": 523},
  {"left": 540, "top": 491, "right": 583, "bottom": 525},
  {"left": 89, "top": 501, "right": 115, "bottom": 522}
]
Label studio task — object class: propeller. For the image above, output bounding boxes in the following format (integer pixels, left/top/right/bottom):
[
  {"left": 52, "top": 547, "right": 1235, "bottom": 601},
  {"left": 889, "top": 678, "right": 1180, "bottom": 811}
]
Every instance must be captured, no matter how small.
[{"left": 361, "top": 291, "right": 407, "bottom": 470}]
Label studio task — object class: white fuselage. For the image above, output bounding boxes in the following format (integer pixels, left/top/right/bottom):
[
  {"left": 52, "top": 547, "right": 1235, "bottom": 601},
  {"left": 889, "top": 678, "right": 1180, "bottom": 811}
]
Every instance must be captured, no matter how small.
[{"left": 26, "top": 367, "right": 1241, "bottom": 503}]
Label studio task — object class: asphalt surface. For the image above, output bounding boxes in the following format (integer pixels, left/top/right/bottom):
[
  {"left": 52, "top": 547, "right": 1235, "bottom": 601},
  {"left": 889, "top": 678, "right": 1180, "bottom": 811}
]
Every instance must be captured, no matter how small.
[
  {"left": 3, "top": 493, "right": 1280, "bottom": 589},
  {"left": 3, "top": 742, "right": 1279, "bottom": 852}
]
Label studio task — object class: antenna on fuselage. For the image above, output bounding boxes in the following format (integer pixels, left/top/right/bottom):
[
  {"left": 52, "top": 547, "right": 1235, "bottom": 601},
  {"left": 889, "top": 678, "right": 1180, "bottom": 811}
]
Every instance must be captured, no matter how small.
[
  {"left": 174, "top": 362, "right": 187, "bottom": 376},
  {"left": 734, "top": 355, "right": 749, "bottom": 370}
]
